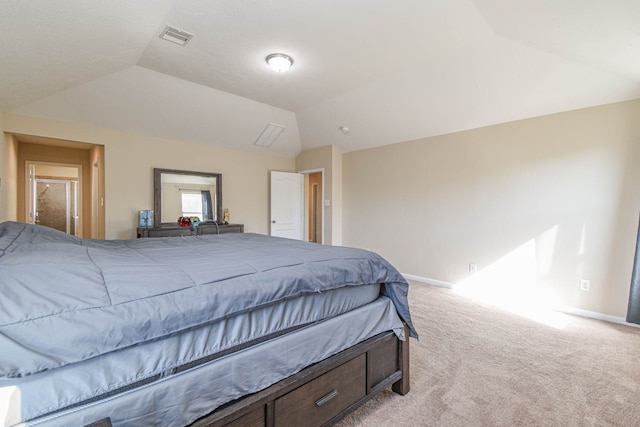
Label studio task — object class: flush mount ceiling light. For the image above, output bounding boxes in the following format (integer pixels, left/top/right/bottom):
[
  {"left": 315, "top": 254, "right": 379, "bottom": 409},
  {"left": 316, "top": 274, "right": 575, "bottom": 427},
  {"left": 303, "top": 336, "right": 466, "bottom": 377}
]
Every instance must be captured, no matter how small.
[{"left": 266, "top": 53, "right": 293, "bottom": 72}]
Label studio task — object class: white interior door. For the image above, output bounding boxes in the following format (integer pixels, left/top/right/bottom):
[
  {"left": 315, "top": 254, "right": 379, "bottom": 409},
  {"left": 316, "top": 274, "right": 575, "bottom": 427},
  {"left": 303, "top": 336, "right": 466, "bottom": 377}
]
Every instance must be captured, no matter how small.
[{"left": 270, "top": 171, "right": 303, "bottom": 240}]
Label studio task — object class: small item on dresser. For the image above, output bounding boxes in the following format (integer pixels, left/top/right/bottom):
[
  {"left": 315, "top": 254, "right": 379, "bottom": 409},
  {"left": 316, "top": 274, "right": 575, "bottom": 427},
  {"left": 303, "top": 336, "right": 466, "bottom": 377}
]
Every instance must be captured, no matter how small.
[
  {"left": 138, "top": 210, "right": 153, "bottom": 227},
  {"left": 223, "top": 208, "right": 230, "bottom": 225},
  {"left": 189, "top": 217, "right": 200, "bottom": 234},
  {"left": 178, "top": 216, "right": 191, "bottom": 227}
]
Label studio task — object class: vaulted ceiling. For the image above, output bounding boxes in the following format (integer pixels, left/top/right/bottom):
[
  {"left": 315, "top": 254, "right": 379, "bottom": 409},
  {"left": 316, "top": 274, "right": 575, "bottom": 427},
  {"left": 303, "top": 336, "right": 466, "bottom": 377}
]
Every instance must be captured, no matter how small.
[{"left": 1, "top": 0, "right": 639, "bottom": 157}]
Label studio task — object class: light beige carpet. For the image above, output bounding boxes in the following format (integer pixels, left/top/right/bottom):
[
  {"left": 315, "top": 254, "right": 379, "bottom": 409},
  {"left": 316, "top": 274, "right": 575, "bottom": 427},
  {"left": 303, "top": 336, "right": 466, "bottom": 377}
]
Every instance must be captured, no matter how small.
[{"left": 336, "top": 281, "right": 640, "bottom": 427}]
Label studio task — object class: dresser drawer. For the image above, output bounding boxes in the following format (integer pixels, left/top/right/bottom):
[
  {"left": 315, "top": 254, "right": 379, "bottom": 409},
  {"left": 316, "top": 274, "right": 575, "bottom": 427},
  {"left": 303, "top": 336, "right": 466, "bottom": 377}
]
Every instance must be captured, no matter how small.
[
  {"left": 212, "top": 224, "right": 244, "bottom": 234},
  {"left": 274, "top": 354, "right": 366, "bottom": 426}
]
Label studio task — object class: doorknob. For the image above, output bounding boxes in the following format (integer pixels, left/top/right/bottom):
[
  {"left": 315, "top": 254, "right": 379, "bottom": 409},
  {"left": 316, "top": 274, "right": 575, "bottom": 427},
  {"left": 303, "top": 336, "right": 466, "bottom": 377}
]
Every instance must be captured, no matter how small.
[{"left": 271, "top": 220, "right": 276, "bottom": 224}]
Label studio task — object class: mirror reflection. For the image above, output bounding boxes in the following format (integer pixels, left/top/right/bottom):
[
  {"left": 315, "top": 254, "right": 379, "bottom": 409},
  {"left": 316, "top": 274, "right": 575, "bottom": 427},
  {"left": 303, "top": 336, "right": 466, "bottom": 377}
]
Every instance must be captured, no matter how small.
[{"left": 154, "top": 168, "right": 222, "bottom": 225}]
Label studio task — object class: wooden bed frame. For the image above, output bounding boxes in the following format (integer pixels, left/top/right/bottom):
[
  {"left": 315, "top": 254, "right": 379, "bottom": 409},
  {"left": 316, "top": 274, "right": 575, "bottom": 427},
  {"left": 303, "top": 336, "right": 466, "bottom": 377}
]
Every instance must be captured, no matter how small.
[
  {"left": 190, "top": 324, "right": 410, "bottom": 427},
  {"left": 86, "top": 325, "right": 409, "bottom": 427},
  {"left": 85, "top": 325, "right": 410, "bottom": 427}
]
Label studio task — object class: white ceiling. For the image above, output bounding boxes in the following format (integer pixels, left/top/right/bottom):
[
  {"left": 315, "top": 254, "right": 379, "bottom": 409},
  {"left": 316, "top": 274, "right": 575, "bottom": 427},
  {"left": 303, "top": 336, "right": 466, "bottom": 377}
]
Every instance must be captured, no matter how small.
[{"left": 1, "top": 0, "right": 639, "bottom": 157}]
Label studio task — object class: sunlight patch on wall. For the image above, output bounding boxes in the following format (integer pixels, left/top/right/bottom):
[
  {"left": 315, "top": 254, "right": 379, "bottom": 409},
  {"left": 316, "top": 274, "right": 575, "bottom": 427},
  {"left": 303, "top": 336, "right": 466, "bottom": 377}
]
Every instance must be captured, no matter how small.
[
  {"left": 453, "top": 225, "right": 571, "bottom": 329},
  {"left": 579, "top": 221, "right": 587, "bottom": 256}
]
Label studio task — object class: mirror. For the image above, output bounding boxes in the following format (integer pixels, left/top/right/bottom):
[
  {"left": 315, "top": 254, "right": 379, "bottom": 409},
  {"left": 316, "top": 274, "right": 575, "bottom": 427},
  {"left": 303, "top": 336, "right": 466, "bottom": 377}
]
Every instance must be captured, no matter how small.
[{"left": 154, "top": 168, "right": 222, "bottom": 226}]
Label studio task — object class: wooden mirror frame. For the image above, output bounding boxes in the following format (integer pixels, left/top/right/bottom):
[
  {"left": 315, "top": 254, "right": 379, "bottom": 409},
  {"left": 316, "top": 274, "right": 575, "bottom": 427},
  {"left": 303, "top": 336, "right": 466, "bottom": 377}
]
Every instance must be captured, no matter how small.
[{"left": 153, "top": 168, "right": 222, "bottom": 226}]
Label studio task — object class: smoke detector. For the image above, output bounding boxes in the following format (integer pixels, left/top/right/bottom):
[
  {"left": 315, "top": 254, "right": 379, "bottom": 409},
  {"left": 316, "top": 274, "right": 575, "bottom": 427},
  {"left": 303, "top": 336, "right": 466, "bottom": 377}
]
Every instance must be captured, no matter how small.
[{"left": 160, "top": 25, "right": 194, "bottom": 46}]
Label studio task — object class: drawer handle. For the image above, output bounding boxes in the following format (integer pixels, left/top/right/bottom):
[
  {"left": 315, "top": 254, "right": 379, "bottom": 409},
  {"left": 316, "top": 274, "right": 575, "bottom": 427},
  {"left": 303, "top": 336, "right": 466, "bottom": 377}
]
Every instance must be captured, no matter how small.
[{"left": 315, "top": 389, "right": 339, "bottom": 407}]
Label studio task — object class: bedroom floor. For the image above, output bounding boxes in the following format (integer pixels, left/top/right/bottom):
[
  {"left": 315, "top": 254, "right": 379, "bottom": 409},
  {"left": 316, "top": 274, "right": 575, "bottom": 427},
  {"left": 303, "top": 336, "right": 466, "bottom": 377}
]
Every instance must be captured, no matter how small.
[{"left": 336, "top": 281, "right": 640, "bottom": 426}]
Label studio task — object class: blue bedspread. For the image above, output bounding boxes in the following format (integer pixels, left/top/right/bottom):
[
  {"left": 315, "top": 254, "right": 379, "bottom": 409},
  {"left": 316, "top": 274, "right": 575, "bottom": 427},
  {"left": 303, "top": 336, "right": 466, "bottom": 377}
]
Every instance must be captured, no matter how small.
[{"left": 0, "top": 221, "right": 416, "bottom": 379}]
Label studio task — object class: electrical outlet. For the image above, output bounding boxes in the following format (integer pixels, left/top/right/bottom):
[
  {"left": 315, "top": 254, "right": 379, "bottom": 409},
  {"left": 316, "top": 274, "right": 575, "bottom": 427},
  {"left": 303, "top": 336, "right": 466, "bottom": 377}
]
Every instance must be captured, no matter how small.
[
  {"left": 579, "top": 279, "right": 591, "bottom": 292},
  {"left": 469, "top": 263, "right": 478, "bottom": 273}
]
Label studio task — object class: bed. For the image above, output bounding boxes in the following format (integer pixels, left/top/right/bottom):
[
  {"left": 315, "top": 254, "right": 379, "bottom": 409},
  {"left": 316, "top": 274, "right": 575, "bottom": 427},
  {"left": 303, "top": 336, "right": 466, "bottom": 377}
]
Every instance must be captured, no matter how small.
[{"left": 0, "top": 221, "right": 417, "bottom": 427}]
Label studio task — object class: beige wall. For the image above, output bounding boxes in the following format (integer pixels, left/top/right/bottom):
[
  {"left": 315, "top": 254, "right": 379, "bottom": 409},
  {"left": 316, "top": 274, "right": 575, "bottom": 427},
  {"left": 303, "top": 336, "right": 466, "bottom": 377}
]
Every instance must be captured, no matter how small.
[
  {"left": 296, "top": 145, "right": 343, "bottom": 245},
  {"left": 343, "top": 100, "right": 640, "bottom": 317},
  {"left": 0, "top": 121, "right": 18, "bottom": 222},
  {"left": 331, "top": 145, "right": 343, "bottom": 245},
  {"left": 89, "top": 144, "right": 106, "bottom": 238},
  {"left": 2, "top": 112, "right": 295, "bottom": 239}
]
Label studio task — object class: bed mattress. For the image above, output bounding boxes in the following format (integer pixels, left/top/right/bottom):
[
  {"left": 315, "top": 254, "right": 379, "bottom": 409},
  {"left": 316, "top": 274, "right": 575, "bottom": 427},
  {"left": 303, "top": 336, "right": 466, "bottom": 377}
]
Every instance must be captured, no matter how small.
[
  {"left": 2, "top": 295, "right": 404, "bottom": 427},
  {"left": 0, "top": 222, "right": 416, "bottom": 379},
  {"left": 1, "top": 283, "right": 381, "bottom": 426}
]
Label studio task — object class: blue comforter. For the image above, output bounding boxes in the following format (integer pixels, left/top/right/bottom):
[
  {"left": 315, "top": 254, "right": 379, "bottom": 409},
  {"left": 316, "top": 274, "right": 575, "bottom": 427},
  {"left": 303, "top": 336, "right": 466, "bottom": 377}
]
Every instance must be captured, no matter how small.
[{"left": 0, "top": 221, "right": 416, "bottom": 378}]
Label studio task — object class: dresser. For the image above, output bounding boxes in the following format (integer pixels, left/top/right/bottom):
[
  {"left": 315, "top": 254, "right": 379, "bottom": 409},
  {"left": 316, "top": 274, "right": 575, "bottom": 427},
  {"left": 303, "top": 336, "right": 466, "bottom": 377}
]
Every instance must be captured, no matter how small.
[{"left": 137, "top": 223, "right": 244, "bottom": 238}]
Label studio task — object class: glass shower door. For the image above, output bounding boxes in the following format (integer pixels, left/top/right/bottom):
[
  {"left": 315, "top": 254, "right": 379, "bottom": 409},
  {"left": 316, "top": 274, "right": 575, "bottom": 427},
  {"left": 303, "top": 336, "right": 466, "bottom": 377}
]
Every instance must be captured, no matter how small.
[
  {"left": 34, "top": 179, "right": 77, "bottom": 234},
  {"left": 27, "top": 162, "right": 81, "bottom": 236}
]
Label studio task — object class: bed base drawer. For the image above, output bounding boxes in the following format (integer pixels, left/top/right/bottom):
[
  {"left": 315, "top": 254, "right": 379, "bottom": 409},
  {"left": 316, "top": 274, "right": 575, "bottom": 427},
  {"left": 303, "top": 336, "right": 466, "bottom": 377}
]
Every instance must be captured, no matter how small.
[
  {"left": 274, "top": 354, "right": 366, "bottom": 426},
  {"left": 224, "top": 407, "right": 264, "bottom": 427}
]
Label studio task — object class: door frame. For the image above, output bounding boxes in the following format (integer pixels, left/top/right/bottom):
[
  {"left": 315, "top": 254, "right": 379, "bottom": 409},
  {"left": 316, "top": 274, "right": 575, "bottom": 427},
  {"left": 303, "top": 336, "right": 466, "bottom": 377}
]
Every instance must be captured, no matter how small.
[
  {"left": 26, "top": 161, "right": 83, "bottom": 237},
  {"left": 299, "top": 168, "right": 325, "bottom": 245}
]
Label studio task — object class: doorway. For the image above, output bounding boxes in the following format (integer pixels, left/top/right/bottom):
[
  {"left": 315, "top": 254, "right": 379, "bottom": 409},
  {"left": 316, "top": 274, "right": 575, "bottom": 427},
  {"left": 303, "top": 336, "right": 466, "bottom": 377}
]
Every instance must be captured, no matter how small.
[
  {"left": 269, "top": 169, "right": 324, "bottom": 244},
  {"left": 307, "top": 172, "right": 323, "bottom": 243},
  {"left": 16, "top": 138, "right": 105, "bottom": 239},
  {"left": 299, "top": 169, "right": 324, "bottom": 244},
  {"left": 26, "top": 162, "right": 81, "bottom": 236}
]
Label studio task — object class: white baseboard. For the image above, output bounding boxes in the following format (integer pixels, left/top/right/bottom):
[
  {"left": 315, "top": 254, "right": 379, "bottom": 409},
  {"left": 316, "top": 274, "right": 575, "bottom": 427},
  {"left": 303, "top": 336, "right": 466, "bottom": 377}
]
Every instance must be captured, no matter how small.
[
  {"left": 556, "top": 306, "right": 639, "bottom": 328},
  {"left": 401, "top": 273, "right": 454, "bottom": 289},
  {"left": 401, "top": 273, "right": 640, "bottom": 329}
]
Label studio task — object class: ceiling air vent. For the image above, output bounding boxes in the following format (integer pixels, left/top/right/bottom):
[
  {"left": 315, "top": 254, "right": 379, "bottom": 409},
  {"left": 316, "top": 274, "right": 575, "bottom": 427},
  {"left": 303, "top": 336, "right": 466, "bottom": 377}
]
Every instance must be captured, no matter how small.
[
  {"left": 160, "top": 25, "right": 194, "bottom": 46},
  {"left": 254, "top": 123, "right": 286, "bottom": 148}
]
